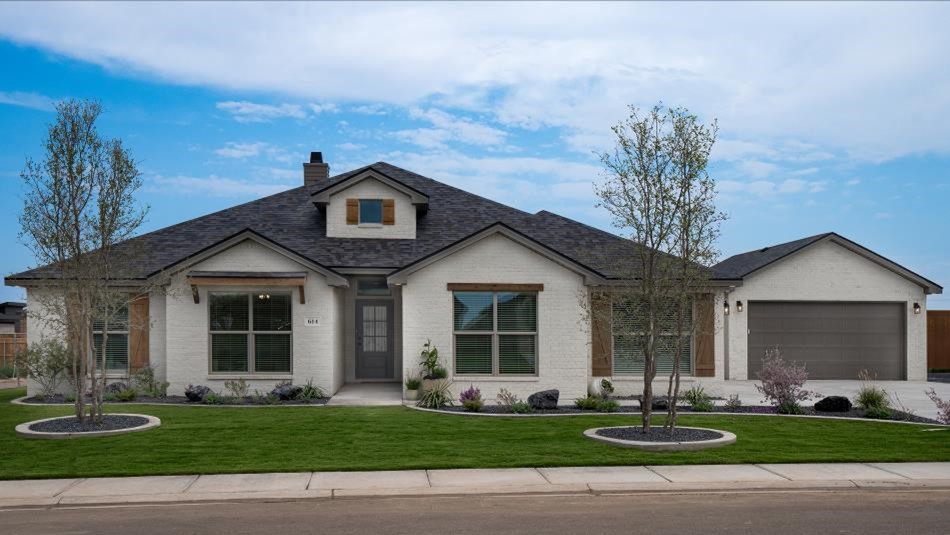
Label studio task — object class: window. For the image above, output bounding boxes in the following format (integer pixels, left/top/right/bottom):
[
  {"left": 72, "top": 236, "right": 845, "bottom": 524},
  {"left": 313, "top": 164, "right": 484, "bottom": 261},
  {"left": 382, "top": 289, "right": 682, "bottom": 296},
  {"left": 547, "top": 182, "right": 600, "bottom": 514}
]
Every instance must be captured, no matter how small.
[
  {"left": 357, "top": 277, "right": 391, "bottom": 296},
  {"left": 93, "top": 305, "right": 129, "bottom": 372},
  {"left": 209, "top": 292, "right": 292, "bottom": 374},
  {"left": 358, "top": 199, "right": 383, "bottom": 224},
  {"left": 453, "top": 291, "right": 537, "bottom": 375},
  {"left": 612, "top": 300, "right": 692, "bottom": 375}
]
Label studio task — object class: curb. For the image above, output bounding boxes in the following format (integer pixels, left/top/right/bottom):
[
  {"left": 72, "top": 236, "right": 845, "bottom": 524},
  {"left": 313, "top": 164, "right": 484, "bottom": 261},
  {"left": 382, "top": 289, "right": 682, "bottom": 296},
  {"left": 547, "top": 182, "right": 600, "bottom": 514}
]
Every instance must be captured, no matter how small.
[
  {"left": 583, "top": 426, "right": 737, "bottom": 451},
  {"left": 2, "top": 478, "right": 950, "bottom": 509},
  {"left": 15, "top": 414, "right": 161, "bottom": 440}
]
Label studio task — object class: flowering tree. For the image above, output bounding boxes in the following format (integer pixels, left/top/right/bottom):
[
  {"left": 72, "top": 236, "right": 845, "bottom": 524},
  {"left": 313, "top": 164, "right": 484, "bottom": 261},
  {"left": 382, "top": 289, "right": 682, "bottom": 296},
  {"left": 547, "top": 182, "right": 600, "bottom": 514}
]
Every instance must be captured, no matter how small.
[{"left": 755, "top": 347, "right": 812, "bottom": 414}]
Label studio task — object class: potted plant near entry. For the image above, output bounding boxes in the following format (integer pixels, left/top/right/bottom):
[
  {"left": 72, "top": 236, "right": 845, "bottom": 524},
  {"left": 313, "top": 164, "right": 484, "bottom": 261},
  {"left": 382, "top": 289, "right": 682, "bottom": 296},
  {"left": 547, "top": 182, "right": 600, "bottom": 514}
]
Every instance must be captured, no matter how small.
[
  {"left": 419, "top": 339, "right": 447, "bottom": 390},
  {"left": 404, "top": 373, "right": 422, "bottom": 401}
]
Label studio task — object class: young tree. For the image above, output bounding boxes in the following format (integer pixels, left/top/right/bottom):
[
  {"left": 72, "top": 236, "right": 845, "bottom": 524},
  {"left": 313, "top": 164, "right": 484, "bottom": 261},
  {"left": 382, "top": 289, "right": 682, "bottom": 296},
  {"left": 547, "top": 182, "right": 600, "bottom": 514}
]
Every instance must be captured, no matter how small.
[
  {"left": 19, "top": 99, "right": 147, "bottom": 422},
  {"left": 594, "top": 103, "right": 723, "bottom": 432}
]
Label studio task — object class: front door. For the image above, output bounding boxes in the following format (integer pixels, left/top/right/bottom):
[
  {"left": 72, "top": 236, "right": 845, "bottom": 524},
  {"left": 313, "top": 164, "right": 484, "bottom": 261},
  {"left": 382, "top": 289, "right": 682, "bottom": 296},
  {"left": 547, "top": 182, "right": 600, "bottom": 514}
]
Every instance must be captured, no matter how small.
[{"left": 356, "top": 300, "right": 394, "bottom": 379}]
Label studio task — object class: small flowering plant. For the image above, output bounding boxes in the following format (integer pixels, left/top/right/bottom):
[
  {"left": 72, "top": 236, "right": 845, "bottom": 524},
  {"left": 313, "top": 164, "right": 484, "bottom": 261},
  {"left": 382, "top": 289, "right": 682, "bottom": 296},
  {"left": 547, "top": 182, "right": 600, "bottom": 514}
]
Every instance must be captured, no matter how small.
[
  {"left": 755, "top": 347, "right": 812, "bottom": 414},
  {"left": 926, "top": 388, "right": 950, "bottom": 425},
  {"left": 459, "top": 384, "right": 483, "bottom": 412}
]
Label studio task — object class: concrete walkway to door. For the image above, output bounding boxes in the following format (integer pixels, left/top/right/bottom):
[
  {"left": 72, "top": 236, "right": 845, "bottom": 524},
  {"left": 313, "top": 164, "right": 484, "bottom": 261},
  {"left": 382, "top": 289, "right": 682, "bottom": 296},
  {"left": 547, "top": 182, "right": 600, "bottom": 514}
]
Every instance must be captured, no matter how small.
[{"left": 327, "top": 383, "right": 402, "bottom": 406}]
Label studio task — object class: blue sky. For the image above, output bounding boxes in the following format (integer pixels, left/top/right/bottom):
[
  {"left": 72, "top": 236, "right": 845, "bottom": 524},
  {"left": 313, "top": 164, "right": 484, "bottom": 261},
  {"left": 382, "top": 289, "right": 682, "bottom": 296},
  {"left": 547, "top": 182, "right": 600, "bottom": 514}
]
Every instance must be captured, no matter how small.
[{"left": 0, "top": 2, "right": 948, "bottom": 307}]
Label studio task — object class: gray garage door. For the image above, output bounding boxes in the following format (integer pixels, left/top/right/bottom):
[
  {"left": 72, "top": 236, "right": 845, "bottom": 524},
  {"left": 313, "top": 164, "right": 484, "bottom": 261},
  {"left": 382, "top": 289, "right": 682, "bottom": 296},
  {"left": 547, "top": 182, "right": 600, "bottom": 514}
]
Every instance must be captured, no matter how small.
[{"left": 748, "top": 302, "right": 904, "bottom": 380}]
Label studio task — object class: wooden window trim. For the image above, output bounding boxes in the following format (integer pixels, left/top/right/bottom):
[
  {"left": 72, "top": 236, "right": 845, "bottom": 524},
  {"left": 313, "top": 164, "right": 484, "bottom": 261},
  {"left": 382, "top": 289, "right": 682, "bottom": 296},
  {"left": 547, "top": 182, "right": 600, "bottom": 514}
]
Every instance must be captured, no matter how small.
[
  {"left": 447, "top": 283, "right": 544, "bottom": 292},
  {"left": 208, "top": 291, "right": 293, "bottom": 375}
]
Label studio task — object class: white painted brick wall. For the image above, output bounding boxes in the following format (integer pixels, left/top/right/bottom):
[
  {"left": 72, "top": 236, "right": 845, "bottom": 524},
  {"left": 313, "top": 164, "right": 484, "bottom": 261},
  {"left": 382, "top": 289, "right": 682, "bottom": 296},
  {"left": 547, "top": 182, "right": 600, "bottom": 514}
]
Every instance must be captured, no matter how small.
[
  {"left": 326, "top": 178, "right": 416, "bottom": 239},
  {"left": 401, "top": 233, "right": 589, "bottom": 402},
  {"left": 722, "top": 239, "right": 929, "bottom": 380},
  {"left": 164, "top": 239, "right": 343, "bottom": 395}
]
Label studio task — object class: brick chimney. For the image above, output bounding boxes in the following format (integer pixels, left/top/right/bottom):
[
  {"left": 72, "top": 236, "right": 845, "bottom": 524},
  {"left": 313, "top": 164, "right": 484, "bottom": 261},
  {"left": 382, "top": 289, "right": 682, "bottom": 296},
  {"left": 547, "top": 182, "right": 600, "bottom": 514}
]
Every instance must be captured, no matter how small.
[{"left": 303, "top": 151, "right": 330, "bottom": 187}]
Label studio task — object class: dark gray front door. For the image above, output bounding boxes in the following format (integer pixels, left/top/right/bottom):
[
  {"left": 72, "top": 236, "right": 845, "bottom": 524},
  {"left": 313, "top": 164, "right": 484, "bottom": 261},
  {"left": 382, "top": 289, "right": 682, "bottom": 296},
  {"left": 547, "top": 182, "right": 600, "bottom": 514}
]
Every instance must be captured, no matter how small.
[
  {"left": 356, "top": 300, "right": 394, "bottom": 379},
  {"left": 748, "top": 301, "right": 905, "bottom": 380}
]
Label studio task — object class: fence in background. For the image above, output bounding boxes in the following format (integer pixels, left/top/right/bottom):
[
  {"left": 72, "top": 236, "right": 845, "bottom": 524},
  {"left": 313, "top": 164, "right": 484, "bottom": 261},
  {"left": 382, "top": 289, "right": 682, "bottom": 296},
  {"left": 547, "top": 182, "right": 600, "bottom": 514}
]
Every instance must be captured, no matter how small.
[
  {"left": 0, "top": 334, "right": 26, "bottom": 371},
  {"left": 929, "top": 311, "right": 950, "bottom": 371}
]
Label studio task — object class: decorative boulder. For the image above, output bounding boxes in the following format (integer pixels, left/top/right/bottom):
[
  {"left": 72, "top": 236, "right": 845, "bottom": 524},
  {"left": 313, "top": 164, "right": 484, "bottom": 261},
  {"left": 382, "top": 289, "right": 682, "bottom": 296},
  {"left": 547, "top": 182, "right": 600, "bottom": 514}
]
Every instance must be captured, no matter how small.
[
  {"left": 637, "top": 396, "right": 669, "bottom": 411},
  {"left": 184, "top": 384, "right": 212, "bottom": 403},
  {"left": 270, "top": 383, "right": 303, "bottom": 401},
  {"left": 105, "top": 382, "right": 129, "bottom": 395},
  {"left": 528, "top": 389, "right": 559, "bottom": 410},
  {"left": 814, "top": 396, "right": 852, "bottom": 413}
]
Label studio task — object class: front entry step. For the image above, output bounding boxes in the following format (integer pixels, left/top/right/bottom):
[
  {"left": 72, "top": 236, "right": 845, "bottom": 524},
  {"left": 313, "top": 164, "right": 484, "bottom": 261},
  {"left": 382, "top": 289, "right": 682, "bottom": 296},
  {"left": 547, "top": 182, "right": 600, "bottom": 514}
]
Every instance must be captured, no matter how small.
[{"left": 327, "top": 383, "right": 403, "bottom": 406}]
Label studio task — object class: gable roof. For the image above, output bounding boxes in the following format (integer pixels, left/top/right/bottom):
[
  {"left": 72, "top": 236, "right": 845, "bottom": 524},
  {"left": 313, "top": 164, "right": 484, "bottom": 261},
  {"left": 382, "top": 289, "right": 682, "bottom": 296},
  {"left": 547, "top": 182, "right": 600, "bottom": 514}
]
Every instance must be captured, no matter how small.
[
  {"left": 311, "top": 167, "right": 430, "bottom": 207},
  {"left": 713, "top": 232, "right": 943, "bottom": 294},
  {"left": 5, "top": 161, "right": 655, "bottom": 285}
]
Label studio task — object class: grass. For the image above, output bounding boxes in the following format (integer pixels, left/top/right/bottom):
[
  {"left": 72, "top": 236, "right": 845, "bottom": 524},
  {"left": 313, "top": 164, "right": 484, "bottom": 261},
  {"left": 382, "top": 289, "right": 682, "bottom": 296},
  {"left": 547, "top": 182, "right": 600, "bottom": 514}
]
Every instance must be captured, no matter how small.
[{"left": 1, "top": 387, "right": 948, "bottom": 480}]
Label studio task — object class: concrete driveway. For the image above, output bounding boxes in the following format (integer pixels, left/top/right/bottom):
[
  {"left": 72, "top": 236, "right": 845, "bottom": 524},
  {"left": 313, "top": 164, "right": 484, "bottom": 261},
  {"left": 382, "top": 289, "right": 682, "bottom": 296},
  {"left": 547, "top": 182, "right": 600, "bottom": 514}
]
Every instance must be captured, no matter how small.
[{"left": 693, "top": 380, "right": 950, "bottom": 420}]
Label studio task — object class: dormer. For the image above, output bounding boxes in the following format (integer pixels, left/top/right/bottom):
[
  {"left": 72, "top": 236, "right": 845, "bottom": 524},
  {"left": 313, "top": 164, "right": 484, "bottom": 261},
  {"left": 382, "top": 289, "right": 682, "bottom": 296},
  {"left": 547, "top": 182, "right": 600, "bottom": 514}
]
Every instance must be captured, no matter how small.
[{"left": 309, "top": 155, "right": 428, "bottom": 239}]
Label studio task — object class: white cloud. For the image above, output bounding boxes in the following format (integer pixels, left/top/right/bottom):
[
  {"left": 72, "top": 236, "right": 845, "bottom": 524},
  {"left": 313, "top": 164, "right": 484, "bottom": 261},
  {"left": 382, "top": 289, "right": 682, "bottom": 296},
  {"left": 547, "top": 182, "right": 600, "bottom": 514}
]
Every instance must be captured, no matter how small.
[
  {"left": 351, "top": 103, "right": 388, "bottom": 115},
  {"left": 395, "top": 108, "right": 509, "bottom": 149},
  {"left": 847, "top": 178, "right": 861, "bottom": 186},
  {"left": 213, "top": 141, "right": 295, "bottom": 163},
  {"left": 309, "top": 102, "right": 339, "bottom": 113},
  {"left": 336, "top": 142, "right": 366, "bottom": 151},
  {"left": 0, "top": 90, "right": 56, "bottom": 111},
  {"left": 738, "top": 160, "right": 778, "bottom": 179},
  {"left": 150, "top": 174, "right": 293, "bottom": 197},
  {"left": 216, "top": 100, "right": 306, "bottom": 123},
  {"left": 874, "top": 212, "right": 894, "bottom": 220},
  {"left": 1, "top": 3, "right": 948, "bottom": 163}
]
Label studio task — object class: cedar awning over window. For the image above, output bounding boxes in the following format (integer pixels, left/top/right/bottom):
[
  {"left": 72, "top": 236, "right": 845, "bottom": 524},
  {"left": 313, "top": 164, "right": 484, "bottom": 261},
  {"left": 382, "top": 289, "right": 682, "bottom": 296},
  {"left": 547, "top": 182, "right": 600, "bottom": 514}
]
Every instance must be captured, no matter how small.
[{"left": 186, "top": 271, "right": 307, "bottom": 304}]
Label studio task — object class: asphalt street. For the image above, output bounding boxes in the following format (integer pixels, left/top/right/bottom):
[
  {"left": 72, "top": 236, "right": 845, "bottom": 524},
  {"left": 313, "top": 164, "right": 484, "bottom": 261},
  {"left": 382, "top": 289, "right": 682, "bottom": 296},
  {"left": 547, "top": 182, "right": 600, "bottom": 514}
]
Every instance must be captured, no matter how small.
[{"left": 3, "top": 488, "right": 949, "bottom": 535}]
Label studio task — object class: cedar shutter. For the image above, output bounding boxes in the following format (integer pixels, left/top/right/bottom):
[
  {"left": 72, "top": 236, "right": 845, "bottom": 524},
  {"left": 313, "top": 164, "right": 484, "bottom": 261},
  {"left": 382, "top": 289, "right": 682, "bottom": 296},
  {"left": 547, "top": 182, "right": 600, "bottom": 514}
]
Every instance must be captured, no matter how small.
[
  {"left": 382, "top": 198, "right": 395, "bottom": 225},
  {"left": 693, "top": 293, "right": 715, "bottom": 377},
  {"left": 346, "top": 198, "right": 358, "bottom": 225},
  {"left": 590, "top": 291, "right": 613, "bottom": 377},
  {"left": 129, "top": 293, "right": 150, "bottom": 372}
]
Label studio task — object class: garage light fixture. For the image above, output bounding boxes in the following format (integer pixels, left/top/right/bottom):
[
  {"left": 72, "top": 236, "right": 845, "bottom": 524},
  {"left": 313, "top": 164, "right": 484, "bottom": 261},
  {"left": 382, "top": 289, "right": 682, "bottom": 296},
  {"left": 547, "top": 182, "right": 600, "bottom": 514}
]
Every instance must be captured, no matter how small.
[
  {"left": 913, "top": 302, "right": 921, "bottom": 315},
  {"left": 724, "top": 301, "right": 730, "bottom": 315},
  {"left": 736, "top": 300, "right": 743, "bottom": 313}
]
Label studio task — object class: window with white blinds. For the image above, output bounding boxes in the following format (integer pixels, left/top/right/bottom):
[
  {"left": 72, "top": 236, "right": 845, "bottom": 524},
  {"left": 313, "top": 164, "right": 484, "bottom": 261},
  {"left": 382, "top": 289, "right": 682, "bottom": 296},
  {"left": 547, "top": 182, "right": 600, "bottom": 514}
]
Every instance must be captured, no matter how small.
[
  {"left": 612, "top": 299, "right": 693, "bottom": 375},
  {"left": 93, "top": 305, "right": 129, "bottom": 372},
  {"left": 210, "top": 292, "right": 292, "bottom": 374},
  {"left": 453, "top": 291, "right": 537, "bottom": 376}
]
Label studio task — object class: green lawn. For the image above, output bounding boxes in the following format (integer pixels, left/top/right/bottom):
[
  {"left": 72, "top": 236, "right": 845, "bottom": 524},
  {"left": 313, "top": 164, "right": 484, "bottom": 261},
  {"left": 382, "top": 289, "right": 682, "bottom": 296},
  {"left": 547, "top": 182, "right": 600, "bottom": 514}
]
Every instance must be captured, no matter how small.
[{"left": 2, "top": 387, "right": 948, "bottom": 480}]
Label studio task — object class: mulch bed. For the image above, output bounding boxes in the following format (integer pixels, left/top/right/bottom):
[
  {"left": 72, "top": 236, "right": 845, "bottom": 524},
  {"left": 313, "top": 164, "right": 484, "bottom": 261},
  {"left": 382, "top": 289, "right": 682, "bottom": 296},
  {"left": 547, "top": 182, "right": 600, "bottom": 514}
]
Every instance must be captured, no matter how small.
[
  {"left": 596, "top": 426, "right": 724, "bottom": 443},
  {"left": 22, "top": 395, "right": 330, "bottom": 406},
  {"left": 29, "top": 415, "right": 149, "bottom": 433}
]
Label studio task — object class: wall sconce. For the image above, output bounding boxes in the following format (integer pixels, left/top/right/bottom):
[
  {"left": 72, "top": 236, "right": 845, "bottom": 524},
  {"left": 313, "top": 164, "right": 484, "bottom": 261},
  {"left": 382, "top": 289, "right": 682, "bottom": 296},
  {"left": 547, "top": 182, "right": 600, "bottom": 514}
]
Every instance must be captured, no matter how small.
[
  {"left": 258, "top": 293, "right": 271, "bottom": 300},
  {"left": 736, "top": 300, "right": 743, "bottom": 313},
  {"left": 913, "top": 302, "right": 921, "bottom": 315},
  {"left": 724, "top": 301, "right": 730, "bottom": 315}
]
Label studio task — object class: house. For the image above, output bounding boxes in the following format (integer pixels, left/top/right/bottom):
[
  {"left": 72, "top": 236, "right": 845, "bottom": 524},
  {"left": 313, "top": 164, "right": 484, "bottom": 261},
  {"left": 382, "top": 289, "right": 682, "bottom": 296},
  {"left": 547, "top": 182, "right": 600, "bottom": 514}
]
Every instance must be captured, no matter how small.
[
  {"left": 0, "top": 302, "right": 26, "bottom": 335},
  {"left": 5, "top": 153, "right": 942, "bottom": 399}
]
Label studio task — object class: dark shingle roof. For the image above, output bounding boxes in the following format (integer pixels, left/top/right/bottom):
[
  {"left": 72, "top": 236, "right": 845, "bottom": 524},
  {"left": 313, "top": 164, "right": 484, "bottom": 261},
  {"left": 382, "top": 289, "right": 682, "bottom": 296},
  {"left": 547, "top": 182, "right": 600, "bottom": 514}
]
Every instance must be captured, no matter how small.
[
  {"left": 7, "top": 162, "right": 650, "bottom": 282},
  {"left": 712, "top": 233, "right": 834, "bottom": 279}
]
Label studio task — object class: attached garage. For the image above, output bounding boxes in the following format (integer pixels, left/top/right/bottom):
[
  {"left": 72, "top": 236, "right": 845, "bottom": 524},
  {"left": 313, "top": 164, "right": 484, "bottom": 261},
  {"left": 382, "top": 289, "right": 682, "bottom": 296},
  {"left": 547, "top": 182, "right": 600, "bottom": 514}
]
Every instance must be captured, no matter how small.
[{"left": 747, "top": 301, "right": 905, "bottom": 380}]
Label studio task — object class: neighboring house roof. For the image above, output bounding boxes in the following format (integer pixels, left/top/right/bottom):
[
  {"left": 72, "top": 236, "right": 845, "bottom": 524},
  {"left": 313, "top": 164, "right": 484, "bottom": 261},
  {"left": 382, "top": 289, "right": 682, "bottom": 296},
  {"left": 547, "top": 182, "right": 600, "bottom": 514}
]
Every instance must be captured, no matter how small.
[
  {"left": 5, "top": 162, "right": 659, "bottom": 284},
  {"left": 713, "top": 232, "right": 943, "bottom": 294}
]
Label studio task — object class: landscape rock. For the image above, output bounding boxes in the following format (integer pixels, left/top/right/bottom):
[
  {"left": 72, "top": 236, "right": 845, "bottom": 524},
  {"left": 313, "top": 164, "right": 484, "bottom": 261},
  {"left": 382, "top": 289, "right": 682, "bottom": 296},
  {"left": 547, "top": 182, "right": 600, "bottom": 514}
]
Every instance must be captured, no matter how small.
[
  {"left": 528, "top": 389, "right": 559, "bottom": 410},
  {"left": 184, "top": 384, "right": 212, "bottom": 402},
  {"left": 104, "top": 382, "right": 129, "bottom": 395},
  {"left": 814, "top": 395, "right": 853, "bottom": 413}
]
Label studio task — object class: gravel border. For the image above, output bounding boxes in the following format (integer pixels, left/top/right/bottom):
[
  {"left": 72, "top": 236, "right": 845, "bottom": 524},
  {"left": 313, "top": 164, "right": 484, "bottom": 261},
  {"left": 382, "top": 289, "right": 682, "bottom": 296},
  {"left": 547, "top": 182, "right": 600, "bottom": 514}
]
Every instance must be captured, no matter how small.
[
  {"left": 15, "top": 413, "right": 161, "bottom": 440},
  {"left": 584, "top": 425, "right": 736, "bottom": 451}
]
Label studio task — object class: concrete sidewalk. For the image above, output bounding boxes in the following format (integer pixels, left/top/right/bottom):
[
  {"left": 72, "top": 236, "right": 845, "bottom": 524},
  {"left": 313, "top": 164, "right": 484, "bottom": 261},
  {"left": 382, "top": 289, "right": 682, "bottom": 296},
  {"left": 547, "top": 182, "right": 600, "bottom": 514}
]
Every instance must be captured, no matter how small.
[{"left": 2, "top": 463, "right": 950, "bottom": 508}]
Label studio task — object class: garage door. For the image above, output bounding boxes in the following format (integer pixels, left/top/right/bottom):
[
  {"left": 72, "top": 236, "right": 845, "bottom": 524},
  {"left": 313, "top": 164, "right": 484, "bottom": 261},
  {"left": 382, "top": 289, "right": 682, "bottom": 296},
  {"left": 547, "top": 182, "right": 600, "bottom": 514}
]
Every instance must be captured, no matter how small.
[{"left": 748, "top": 302, "right": 904, "bottom": 380}]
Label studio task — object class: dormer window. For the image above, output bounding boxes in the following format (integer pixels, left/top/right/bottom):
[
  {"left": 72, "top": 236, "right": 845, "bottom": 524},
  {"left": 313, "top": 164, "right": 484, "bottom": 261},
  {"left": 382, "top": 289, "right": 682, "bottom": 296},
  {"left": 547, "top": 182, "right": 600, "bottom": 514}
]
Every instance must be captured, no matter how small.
[{"left": 359, "top": 199, "right": 383, "bottom": 225}]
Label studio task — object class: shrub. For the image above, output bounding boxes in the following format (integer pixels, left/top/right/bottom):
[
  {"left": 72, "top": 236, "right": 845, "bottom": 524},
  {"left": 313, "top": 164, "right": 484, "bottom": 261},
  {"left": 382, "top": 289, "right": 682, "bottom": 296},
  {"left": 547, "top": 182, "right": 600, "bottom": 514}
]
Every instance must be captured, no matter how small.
[
  {"left": 597, "top": 399, "right": 620, "bottom": 413},
  {"left": 296, "top": 379, "right": 325, "bottom": 401},
  {"left": 419, "top": 339, "right": 440, "bottom": 378},
  {"left": 430, "top": 366, "right": 448, "bottom": 380},
  {"left": 132, "top": 366, "right": 169, "bottom": 398},
  {"left": 203, "top": 393, "right": 223, "bottom": 405},
  {"left": 459, "top": 385, "right": 483, "bottom": 412},
  {"left": 115, "top": 388, "right": 137, "bottom": 402},
  {"left": 683, "top": 385, "right": 713, "bottom": 412},
  {"left": 404, "top": 374, "right": 421, "bottom": 390},
  {"left": 925, "top": 388, "right": 950, "bottom": 425},
  {"left": 510, "top": 401, "right": 533, "bottom": 414},
  {"left": 574, "top": 395, "right": 601, "bottom": 410},
  {"left": 0, "top": 366, "right": 17, "bottom": 379},
  {"left": 185, "top": 384, "right": 212, "bottom": 403},
  {"left": 64, "top": 392, "right": 76, "bottom": 403},
  {"left": 417, "top": 380, "right": 452, "bottom": 409},
  {"left": 103, "top": 392, "right": 117, "bottom": 402},
  {"left": 855, "top": 369, "right": 890, "bottom": 411},
  {"left": 755, "top": 347, "right": 811, "bottom": 410},
  {"left": 777, "top": 401, "right": 803, "bottom": 415},
  {"left": 224, "top": 378, "right": 249, "bottom": 399},
  {"left": 15, "top": 339, "right": 71, "bottom": 399},
  {"left": 496, "top": 388, "right": 520, "bottom": 411},
  {"left": 725, "top": 393, "right": 742, "bottom": 410},
  {"left": 864, "top": 405, "right": 891, "bottom": 419}
]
